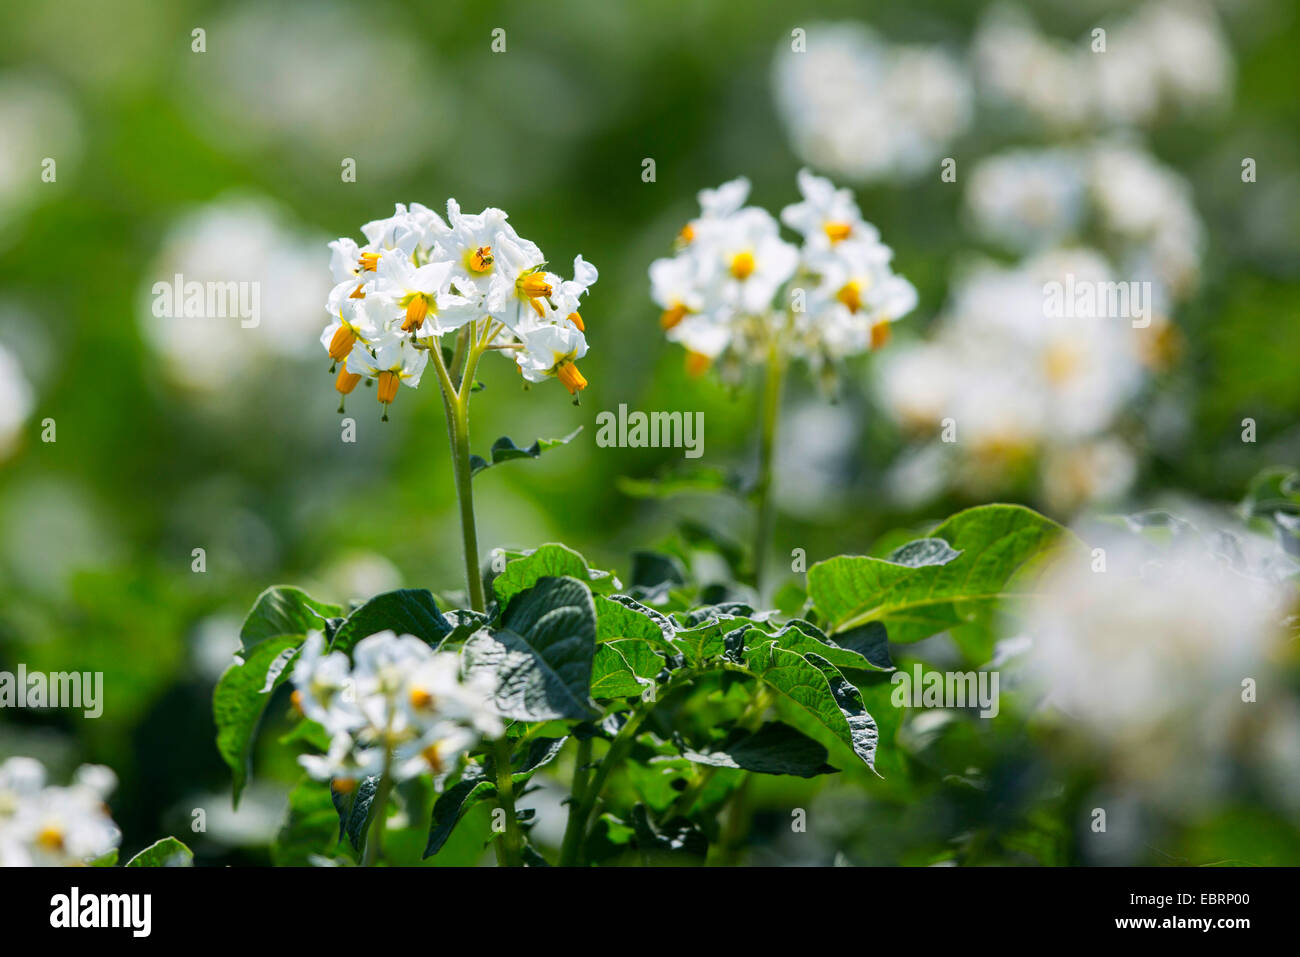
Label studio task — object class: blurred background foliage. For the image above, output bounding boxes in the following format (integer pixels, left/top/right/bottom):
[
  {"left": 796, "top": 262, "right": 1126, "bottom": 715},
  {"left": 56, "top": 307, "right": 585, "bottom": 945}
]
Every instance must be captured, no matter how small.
[{"left": 1, "top": 0, "right": 1297, "bottom": 865}]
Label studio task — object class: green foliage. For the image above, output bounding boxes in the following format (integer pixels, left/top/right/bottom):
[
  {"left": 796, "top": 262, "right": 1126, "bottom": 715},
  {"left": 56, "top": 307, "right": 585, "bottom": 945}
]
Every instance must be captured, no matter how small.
[
  {"left": 214, "top": 635, "right": 302, "bottom": 806},
  {"left": 125, "top": 837, "right": 194, "bottom": 868},
  {"left": 808, "top": 504, "right": 1074, "bottom": 640},
  {"left": 240, "top": 587, "right": 343, "bottom": 654},
  {"left": 469, "top": 428, "right": 583, "bottom": 476},
  {"left": 329, "top": 588, "right": 450, "bottom": 653},
  {"left": 212, "top": 503, "right": 1195, "bottom": 865},
  {"left": 465, "top": 576, "right": 599, "bottom": 721}
]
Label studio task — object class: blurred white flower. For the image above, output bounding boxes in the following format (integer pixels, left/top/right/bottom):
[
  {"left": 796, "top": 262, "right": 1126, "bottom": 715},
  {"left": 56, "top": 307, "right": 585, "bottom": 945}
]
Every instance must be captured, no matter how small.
[
  {"left": 0, "top": 758, "right": 120, "bottom": 867},
  {"left": 973, "top": 2, "right": 1232, "bottom": 132},
  {"left": 142, "top": 196, "right": 333, "bottom": 392},
  {"left": 1021, "top": 518, "right": 1295, "bottom": 805},
  {"left": 291, "top": 630, "right": 502, "bottom": 788},
  {"left": 876, "top": 249, "right": 1147, "bottom": 507},
  {"left": 967, "top": 142, "right": 1205, "bottom": 303},
  {"left": 772, "top": 23, "right": 972, "bottom": 182},
  {"left": 188, "top": 1, "right": 449, "bottom": 177},
  {"left": 966, "top": 149, "right": 1088, "bottom": 251},
  {"left": 0, "top": 343, "right": 35, "bottom": 459}
]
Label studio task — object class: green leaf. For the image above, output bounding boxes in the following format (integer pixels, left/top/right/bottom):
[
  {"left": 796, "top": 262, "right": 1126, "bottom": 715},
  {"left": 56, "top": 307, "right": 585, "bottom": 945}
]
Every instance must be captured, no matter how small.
[
  {"left": 681, "top": 721, "right": 839, "bottom": 777},
  {"left": 761, "top": 620, "right": 893, "bottom": 672},
  {"left": 465, "top": 576, "right": 598, "bottom": 721},
  {"left": 214, "top": 635, "right": 302, "bottom": 806},
  {"left": 329, "top": 589, "right": 451, "bottom": 653},
  {"left": 629, "top": 804, "right": 707, "bottom": 861},
  {"left": 89, "top": 849, "right": 118, "bottom": 867},
  {"left": 491, "top": 543, "right": 619, "bottom": 607},
  {"left": 125, "top": 837, "right": 193, "bottom": 867},
  {"left": 424, "top": 739, "right": 566, "bottom": 858},
  {"left": 740, "top": 641, "right": 878, "bottom": 771},
  {"left": 591, "top": 639, "right": 664, "bottom": 699},
  {"left": 274, "top": 777, "right": 347, "bottom": 866},
  {"left": 594, "top": 594, "right": 678, "bottom": 652},
  {"left": 808, "top": 504, "right": 1072, "bottom": 640},
  {"left": 469, "top": 427, "right": 582, "bottom": 476},
  {"left": 425, "top": 769, "right": 496, "bottom": 857},
  {"left": 240, "top": 586, "right": 342, "bottom": 653},
  {"left": 803, "top": 652, "right": 880, "bottom": 771},
  {"left": 331, "top": 775, "right": 380, "bottom": 850}
]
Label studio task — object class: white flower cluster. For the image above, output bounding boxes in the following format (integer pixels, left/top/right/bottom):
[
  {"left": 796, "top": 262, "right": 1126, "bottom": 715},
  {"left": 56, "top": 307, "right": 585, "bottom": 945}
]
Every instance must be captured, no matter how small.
[
  {"left": 0, "top": 758, "right": 120, "bottom": 867},
  {"left": 323, "top": 202, "right": 596, "bottom": 417},
  {"left": 967, "top": 142, "right": 1205, "bottom": 303},
  {"left": 1021, "top": 516, "right": 1295, "bottom": 807},
  {"left": 974, "top": 1, "right": 1232, "bottom": 132},
  {"left": 877, "top": 249, "right": 1152, "bottom": 511},
  {"left": 290, "top": 630, "right": 503, "bottom": 789},
  {"left": 651, "top": 171, "right": 916, "bottom": 379},
  {"left": 772, "top": 24, "right": 973, "bottom": 182}
]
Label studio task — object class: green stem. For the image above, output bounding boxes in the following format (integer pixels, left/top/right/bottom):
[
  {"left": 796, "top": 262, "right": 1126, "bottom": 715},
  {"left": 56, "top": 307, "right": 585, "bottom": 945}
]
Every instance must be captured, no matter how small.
[
  {"left": 564, "top": 671, "right": 697, "bottom": 863},
  {"left": 492, "top": 736, "right": 523, "bottom": 866},
  {"left": 433, "top": 335, "right": 487, "bottom": 615},
  {"left": 753, "top": 343, "right": 786, "bottom": 603},
  {"left": 558, "top": 736, "right": 594, "bottom": 866}
]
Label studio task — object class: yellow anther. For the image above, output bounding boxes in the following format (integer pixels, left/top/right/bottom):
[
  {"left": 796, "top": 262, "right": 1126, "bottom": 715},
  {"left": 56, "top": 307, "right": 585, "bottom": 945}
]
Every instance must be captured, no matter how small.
[
  {"left": 556, "top": 360, "right": 588, "bottom": 395},
  {"left": 409, "top": 688, "right": 434, "bottom": 710},
  {"left": 729, "top": 251, "right": 756, "bottom": 280},
  {"left": 1043, "top": 343, "right": 1080, "bottom": 383},
  {"left": 335, "top": 367, "right": 361, "bottom": 395},
  {"left": 823, "top": 221, "right": 853, "bottom": 243},
  {"left": 685, "top": 351, "right": 711, "bottom": 377},
  {"left": 519, "top": 273, "right": 553, "bottom": 299},
  {"left": 358, "top": 252, "right": 380, "bottom": 272},
  {"left": 37, "top": 826, "right": 64, "bottom": 852},
  {"left": 377, "top": 370, "right": 400, "bottom": 405},
  {"left": 870, "top": 319, "right": 892, "bottom": 350},
  {"left": 836, "top": 281, "right": 862, "bottom": 314},
  {"left": 422, "top": 744, "right": 445, "bottom": 774},
  {"left": 328, "top": 324, "right": 357, "bottom": 362},
  {"left": 660, "top": 303, "right": 688, "bottom": 330},
  {"left": 467, "top": 246, "right": 493, "bottom": 273},
  {"left": 402, "top": 295, "right": 430, "bottom": 332},
  {"left": 567, "top": 311, "right": 585, "bottom": 331}
]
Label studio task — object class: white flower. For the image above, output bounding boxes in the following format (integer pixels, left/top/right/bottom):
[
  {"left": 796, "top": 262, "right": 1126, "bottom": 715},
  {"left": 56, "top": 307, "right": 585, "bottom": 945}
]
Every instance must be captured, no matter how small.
[
  {"left": 773, "top": 24, "right": 972, "bottom": 182},
  {"left": 290, "top": 632, "right": 361, "bottom": 735},
  {"left": 652, "top": 173, "right": 913, "bottom": 373},
  {"left": 486, "top": 232, "right": 559, "bottom": 328},
  {"left": 515, "top": 322, "right": 590, "bottom": 395},
  {"left": 876, "top": 250, "right": 1147, "bottom": 507},
  {"left": 344, "top": 333, "right": 429, "bottom": 419},
  {"left": 372, "top": 252, "right": 478, "bottom": 335},
  {"left": 781, "top": 168, "right": 881, "bottom": 253},
  {"left": 1021, "top": 518, "right": 1292, "bottom": 805},
  {"left": 437, "top": 200, "right": 522, "bottom": 300},
  {"left": 0, "top": 758, "right": 121, "bottom": 867},
  {"left": 320, "top": 199, "right": 596, "bottom": 408},
  {"left": 966, "top": 150, "right": 1088, "bottom": 252},
  {"left": 551, "top": 255, "right": 599, "bottom": 332},
  {"left": 291, "top": 629, "right": 502, "bottom": 788},
  {"left": 703, "top": 208, "right": 799, "bottom": 315}
]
